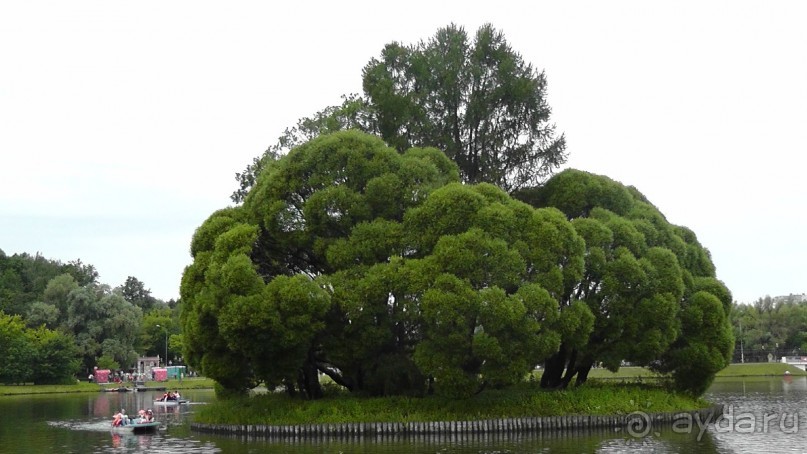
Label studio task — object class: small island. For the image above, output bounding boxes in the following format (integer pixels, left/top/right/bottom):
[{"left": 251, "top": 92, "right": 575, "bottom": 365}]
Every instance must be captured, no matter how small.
[{"left": 180, "top": 25, "right": 735, "bottom": 432}]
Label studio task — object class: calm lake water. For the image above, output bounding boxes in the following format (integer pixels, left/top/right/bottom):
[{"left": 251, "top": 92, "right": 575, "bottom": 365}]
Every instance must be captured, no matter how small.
[{"left": 1, "top": 377, "right": 805, "bottom": 453}]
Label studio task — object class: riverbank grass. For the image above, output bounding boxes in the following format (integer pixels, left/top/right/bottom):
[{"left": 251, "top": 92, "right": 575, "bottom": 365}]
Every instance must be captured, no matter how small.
[
  {"left": 0, "top": 382, "right": 100, "bottom": 396},
  {"left": 572, "top": 362, "right": 806, "bottom": 380},
  {"left": 193, "top": 382, "right": 710, "bottom": 426},
  {"left": 716, "top": 362, "right": 806, "bottom": 377},
  {"left": 0, "top": 377, "right": 216, "bottom": 396}
]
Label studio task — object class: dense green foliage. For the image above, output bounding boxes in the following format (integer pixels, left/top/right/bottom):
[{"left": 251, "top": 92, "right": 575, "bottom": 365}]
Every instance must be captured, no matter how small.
[
  {"left": 184, "top": 131, "right": 732, "bottom": 398},
  {"left": 363, "top": 24, "right": 565, "bottom": 191},
  {"left": 0, "top": 312, "right": 80, "bottom": 384},
  {"left": 0, "top": 251, "right": 97, "bottom": 316},
  {"left": 232, "top": 23, "right": 565, "bottom": 202},
  {"left": 0, "top": 250, "right": 179, "bottom": 377},
  {"left": 514, "top": 169, "right": 734, "bottom": 394},
  {"left": 183, "top": 130, "right": 582, "bottom": 399},
  {"left": 192, "top": 382, "right": 709, "bottom": 425},
  {"left": 731, "top": 296, "right": 807, "bottom": 362}
]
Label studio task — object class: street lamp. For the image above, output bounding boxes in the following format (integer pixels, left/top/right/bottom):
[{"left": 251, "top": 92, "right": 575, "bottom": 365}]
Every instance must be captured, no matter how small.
[{"left": 155, "top": 324, "right": 168, "bottom": 367}]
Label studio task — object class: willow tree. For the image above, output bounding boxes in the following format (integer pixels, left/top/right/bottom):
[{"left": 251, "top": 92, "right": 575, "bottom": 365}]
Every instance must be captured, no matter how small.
[
  {"left": 515, "top": 169, "right": 734, "bottom": 394},
  {"left": 183, "top": 131, "right": 582, "bottom": 399},
  {"left": 183, "top": 131, "right": 461, "bottom": 397}
]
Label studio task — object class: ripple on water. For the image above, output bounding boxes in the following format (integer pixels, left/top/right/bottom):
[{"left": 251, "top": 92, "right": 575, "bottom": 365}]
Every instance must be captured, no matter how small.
[{"left": 45, "top": 419, "right": 223, "bottom": 453}]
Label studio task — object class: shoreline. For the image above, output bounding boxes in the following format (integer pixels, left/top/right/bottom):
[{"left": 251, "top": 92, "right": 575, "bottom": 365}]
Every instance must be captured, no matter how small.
[
  {"left": 2, "top": 363, "right": 800, "bottom": 397},
  {"left": 0, "top": 377, "right": 216, "bottom": 396},
  {"left": 190, "top": 404, "right": 725, "bottom": 439}
]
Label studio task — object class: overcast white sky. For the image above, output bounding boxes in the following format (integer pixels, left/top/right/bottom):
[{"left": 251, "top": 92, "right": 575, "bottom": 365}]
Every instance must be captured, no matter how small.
[{"left": 2, "top": 1, "right": 805, "bottom": 304}]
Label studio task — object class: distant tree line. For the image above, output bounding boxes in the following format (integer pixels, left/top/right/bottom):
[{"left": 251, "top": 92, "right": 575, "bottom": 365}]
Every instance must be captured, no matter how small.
[
  {"left": 731, "top": 296, "right": 807, "bottom": 363},
  {"left": 0, "top": 250, "right": 181, "bottom": 384}
]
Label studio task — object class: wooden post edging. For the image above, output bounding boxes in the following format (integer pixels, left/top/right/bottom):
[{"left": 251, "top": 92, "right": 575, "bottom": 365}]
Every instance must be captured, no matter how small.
[{"left": 190, "top": 404, "right": 724, "bottom": 439}]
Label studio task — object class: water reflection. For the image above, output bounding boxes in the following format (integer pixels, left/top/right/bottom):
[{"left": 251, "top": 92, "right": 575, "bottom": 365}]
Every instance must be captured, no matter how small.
[
  {"left": 704, "top": 375, "right": 807, "bottom": 454},
  {"left": 194, "top": 426, "right": 720, "bottom": 454},
  {"left": 4, "top": 377, "right": 807, "bottom": 453}
]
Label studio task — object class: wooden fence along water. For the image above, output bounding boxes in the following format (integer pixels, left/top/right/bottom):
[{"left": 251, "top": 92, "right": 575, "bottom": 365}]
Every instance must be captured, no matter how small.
[{"left": 191, "top": 404, "right": 724, "bottom": 439}]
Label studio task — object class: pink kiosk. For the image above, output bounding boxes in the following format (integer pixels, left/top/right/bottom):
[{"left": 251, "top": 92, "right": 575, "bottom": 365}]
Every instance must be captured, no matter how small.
[{"left": 152, "top": 367, "right": 168, "bottom": 382}]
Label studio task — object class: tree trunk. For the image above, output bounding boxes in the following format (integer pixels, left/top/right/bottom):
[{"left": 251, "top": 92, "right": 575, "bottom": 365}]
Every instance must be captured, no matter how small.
[
  {"left": 296, "top": 350, "right": 324, "bottom": 400},
  {"left": 558, "top": 348, "right": 578, "bottom": 389},
  {"left": 282, "top": 378, "right": 297, "bottom": 397},
  {"left": 540, "top": 344, "right": 568, "bottom": 389},
  {"left": 575, "top": 360, "right": 594, "bottom": 387},
  {"left": 298, "top": 359, "right": 323, "bottom": 400}
]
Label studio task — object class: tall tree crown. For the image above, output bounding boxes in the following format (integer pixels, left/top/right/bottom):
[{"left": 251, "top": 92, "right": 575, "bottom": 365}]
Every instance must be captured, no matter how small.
[
  {"left": 231, "top": 24, "right": 566, "bottom": 202},
  {"left": 363, "top": 23, "right": 566, "bottom": 191}
]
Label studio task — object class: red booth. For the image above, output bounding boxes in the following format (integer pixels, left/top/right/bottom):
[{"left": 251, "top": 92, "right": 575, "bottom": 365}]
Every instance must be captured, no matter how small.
[
  {"left": 94, "top": 369, "right": 111, "bottom": 383},
  {"left": 152, "top": 367, "right": 167, "bottom": 382}
]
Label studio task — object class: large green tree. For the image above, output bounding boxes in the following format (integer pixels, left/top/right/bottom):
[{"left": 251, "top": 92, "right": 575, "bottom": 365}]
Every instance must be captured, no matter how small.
[
  {"left": 514, "top": 169, "right": 734, "bottom": 394},
  {"left": 185, "top": 131, "right": 460, "bottom": 397},
  {"left": 121, "top": 276, "right": 159, "bottom": 312},
  {"left": 184, "top": 131, "right": 578, "bottom": 399},
  {"left": 363, "top": 23, "right": 565, "bottom": 191},
  {"left": 232, "top": 24, "right": 565, "bottom": 202},
  {"left": 65, "top": 286, "right": 143, "bottom": 372}
]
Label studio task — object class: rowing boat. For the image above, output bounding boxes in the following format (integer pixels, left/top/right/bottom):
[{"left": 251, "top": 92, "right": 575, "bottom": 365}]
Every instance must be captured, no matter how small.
[
  {"left": 152, "top": 399, "right": 189, "bottom": 406},
  {"left": 110, "top": 420, "right": 159, "bottom": 433}
]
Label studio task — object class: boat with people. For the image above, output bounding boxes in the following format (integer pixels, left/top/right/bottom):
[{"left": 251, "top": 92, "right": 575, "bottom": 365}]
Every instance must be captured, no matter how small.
[
  {"left": 109, "top": 420, "right": 159, "bottom": 433},
  {"left": 153, "top": 390, "right": 188, "bottom": 406},
  {"left": 111, "top": 409, "right": 158, "bottom": 433},
  {"left": 153, "top": 398, "right": 189, "bottom": 406}
]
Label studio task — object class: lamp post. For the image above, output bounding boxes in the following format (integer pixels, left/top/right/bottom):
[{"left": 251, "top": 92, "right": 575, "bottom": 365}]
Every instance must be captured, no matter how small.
[
  {"left": 739, "top": 319, "right": 744, "bottom": 364},
  {"left": 155, "top": 324, "right": 168, "bottom": 367}
]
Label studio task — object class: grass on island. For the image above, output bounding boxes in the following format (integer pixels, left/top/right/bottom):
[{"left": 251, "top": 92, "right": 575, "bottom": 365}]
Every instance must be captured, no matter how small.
[
  {"left": 0, "top": 377, "right": 216, "bottom": 396},
  {"left": 568, "top": 362, "right": 806, "bottom": 380},
  {"left": 193, "top": 381, "right": 710, "bottom": 426},
  {"left": 194, "top": 362, "right": 800, "bottom": 426}
]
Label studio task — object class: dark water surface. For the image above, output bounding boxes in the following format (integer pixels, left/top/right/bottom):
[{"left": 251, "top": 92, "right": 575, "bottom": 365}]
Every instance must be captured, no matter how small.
[{"left": 1, "top": 377, "right": 804, "bottom": 453}]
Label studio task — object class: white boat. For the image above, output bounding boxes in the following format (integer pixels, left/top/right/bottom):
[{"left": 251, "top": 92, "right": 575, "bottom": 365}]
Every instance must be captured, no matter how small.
[{"left": 152, "top": 399, "right": 189, "bottom": 406}]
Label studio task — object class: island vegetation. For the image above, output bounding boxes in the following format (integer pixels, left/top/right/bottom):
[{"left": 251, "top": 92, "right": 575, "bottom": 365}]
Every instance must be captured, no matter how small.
[
  {"left": 3, "top": 23, "right": 806, "bottom": 431},
  {"left": 180, "top": 23, "right": 734, "bottom": 427}
]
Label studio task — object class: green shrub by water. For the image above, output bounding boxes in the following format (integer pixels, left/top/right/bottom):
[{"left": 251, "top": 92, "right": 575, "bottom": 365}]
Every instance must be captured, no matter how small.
[{"left": 193, "top": 381, "right": 709, "bottom": 426}]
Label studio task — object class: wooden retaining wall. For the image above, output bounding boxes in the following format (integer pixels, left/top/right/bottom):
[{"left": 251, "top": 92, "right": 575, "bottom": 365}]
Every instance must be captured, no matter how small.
[{"left": 190, "top": 404, "right": 724, "bottom": 439}]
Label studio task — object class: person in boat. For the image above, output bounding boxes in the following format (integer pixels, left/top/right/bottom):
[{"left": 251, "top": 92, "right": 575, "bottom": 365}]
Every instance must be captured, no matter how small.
[
  {"left": 145, "top": 409, "right": 154, "bottom": 422},
  {"left": 112, "top": 409, "right": 125, "bottom": 427},
  {"left": 160, "top": 392, "right": 169, "bottom": 401},
  {"left": 137, "top": 409, "right": 146, "bottom": 423},
  {"left": 174, "top": 390, "right": 181, "bottom": 401}
]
